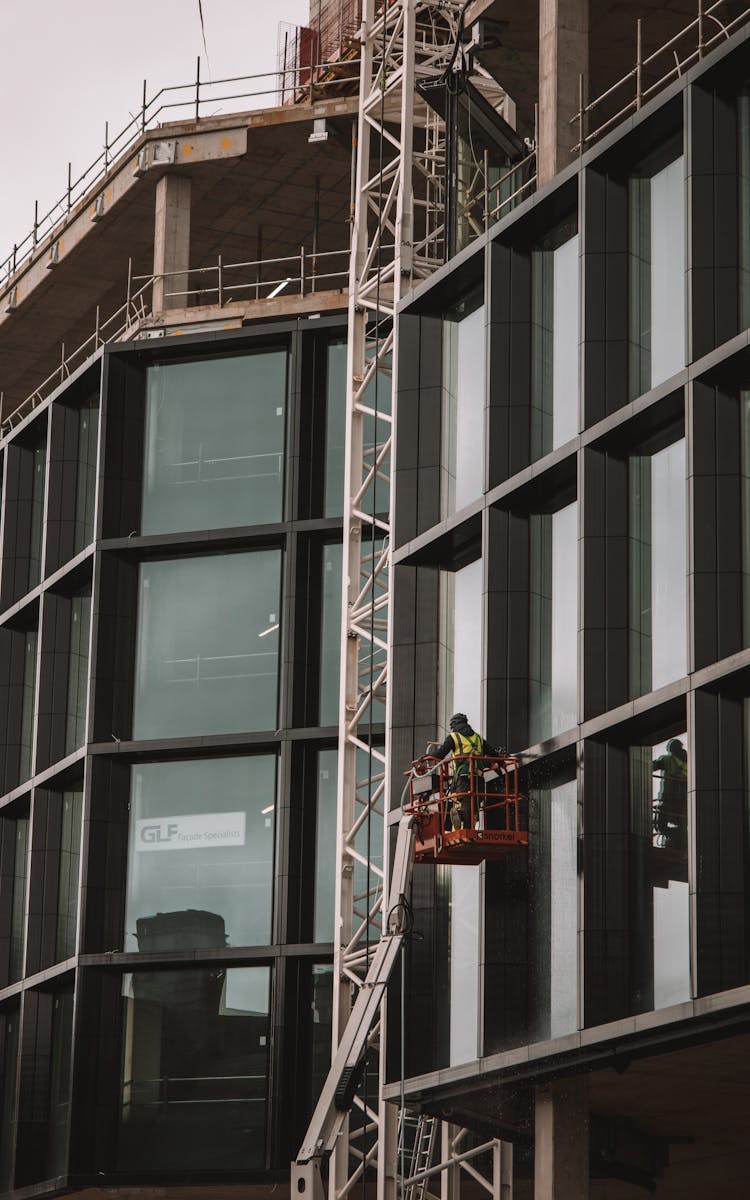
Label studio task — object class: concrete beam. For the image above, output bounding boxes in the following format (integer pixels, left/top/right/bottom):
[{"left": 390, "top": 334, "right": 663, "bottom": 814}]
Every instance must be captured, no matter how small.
[
  {"left": 152, "top": 175, "right": 192, "bottom": 313},
  {"left": 534, "top": 1077, "right": 589, "bottom": 1199},
  {"left": 538, "top": 0, "right": 588, "bottom": 185}
]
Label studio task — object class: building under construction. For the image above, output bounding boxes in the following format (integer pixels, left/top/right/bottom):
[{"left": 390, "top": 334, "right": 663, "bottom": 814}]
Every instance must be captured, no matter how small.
[{"left": 2, "top": 1, "right": 750, "bottom": 1197}]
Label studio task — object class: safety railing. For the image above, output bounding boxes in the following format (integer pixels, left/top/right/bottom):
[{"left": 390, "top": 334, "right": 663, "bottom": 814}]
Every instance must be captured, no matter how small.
[
  {"left": 0, "top": 56, "right": 360, "bottom": 292},
  {"left": 571, "top": 0, "right": 750, "bottom": 154},
  {"left": 2, "top": 245, "right": 350, "bottom": 436}
]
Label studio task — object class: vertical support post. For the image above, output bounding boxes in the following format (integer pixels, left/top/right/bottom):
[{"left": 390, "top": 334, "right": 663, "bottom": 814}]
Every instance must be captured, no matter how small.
[
  {"left": 300, "top": 245, "right": 307, "bottom": 296},
  {"left": 534, "top": 1077, "right": 589, "bottom": 1200},
  {"left": 537, "top": 0, "right": 589, "bottom": 185},
  {"left": 195, "top": 56, "right": 201, "bottom": 122},
  {"left": 104, "top": 121, "right": 109, "bottom": 172},
  {"left": 152, "top": 174, "right": 192, "bottom": 313},
  {"left": 578, "top": 73, "right": 584, "bottom": 154},
  {"left": 218, "top": 254, "right": 223, "bottom": 307},
  {"left": 636, "top": 18, "right": 643, "bottom": 110},
  {"left": 126, "top": 257, "right": 133, "bottom": 321},
  {"left": 33, "top": 201, "right": 38, "bottom": 248},
  {"left": 67, "top": 163, "right": 72, "bottom": 213},
  {"left": 441, "top": 1124, "right": 461, "bottom": 1200},
  {"left": 142, "top": 79, "right": 148, "bottom": 132},
  {"left": 697, "top": 0, "right": 704, "bottom": 59},
  {"left": 95, "top": 305, "right": 101, "bottom": 346}
]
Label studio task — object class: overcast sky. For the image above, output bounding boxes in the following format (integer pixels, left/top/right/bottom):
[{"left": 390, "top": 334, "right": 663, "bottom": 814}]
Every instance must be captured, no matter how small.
[{"left": 0, "top": 0, "right": 311, "bottom": 260}]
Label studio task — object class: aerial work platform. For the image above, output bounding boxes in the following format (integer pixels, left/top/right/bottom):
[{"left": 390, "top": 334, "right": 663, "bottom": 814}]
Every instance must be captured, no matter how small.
[{"left": 405, "top": 753, "right": 528, "bottom": 865}]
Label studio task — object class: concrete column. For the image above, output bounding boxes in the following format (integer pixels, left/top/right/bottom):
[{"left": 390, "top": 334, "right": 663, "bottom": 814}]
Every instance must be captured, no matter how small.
[
  {"left": 534, "top": 1077, "right": 589, "bottom": 1200},
  {"left": 537, "top": 0, "right": 589, "bottom": 186},
  {"left": 152, "top": 173, "right": 192, "bottom": 312}
]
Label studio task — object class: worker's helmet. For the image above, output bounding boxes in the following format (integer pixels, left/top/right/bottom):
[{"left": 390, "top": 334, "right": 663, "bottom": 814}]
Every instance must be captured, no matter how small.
[
  {"left": 667, "top": 738, "right": 686, "bottom": 758},
  {"left": 449, "top": 713, "right": 469, "bottom": 731}
]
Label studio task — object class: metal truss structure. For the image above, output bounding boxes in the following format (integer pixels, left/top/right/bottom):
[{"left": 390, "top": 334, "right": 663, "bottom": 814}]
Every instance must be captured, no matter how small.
[{"left": 334, "top": 3, "right": 510, "bottom": 1200}]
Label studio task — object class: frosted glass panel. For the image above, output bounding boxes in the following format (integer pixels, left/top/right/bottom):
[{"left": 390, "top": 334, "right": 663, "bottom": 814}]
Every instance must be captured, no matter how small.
[
  {"left": 529, "top": 776, "right": 578, "bottom": 1041},
  {"left": 552, "top": 236, "right": 579, "bottom": 447},
  {"left": 442, "top": 304, "right": 485, "bottom": 516},
  {"left": 650, "top": 157, "right": 686, "bottom": 388},
  {"left": 529, "top": 502, "right": 578, "bottom": 743}
]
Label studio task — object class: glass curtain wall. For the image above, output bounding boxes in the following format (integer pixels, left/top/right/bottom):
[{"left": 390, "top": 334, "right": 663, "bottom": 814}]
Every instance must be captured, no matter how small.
[
  {"left": 124, "top": 756, "right": 276, "bottom": 952},
  {"left": 132, "top": 550, "right": 281, "bottom": 739},
  {"left": 65, "top": 591, "right": 91, "bottom": 754},
  {"left": 47, "top": 988, "right": 74, "bottom": 1177},
  {"left": 324, "top": 341, "right": 347, "bottom": 518},
  {"left": 529, "top": 500, "right": 578, "bottom": 744},
  {"left": 629, "top": 437, "right": 687, "bottom": 697},
  {"left": 141, "top": 351, "right": 287, "bottom": 535},
  {"left": 741, "top": 391, "right": 750, "bottom": 643},
  {"left": 73, "top": 403, "right": 99, "bottom": 554},
  {"left": 629, "top": 733, "right": 690, "bottom": 1012},
  {"left": 442, "top": 291, "right": 485, "bottom": 517},
  {"left": 0, "top": 1008, "right": 19, "bottom": 1191},
  {"left": 56, "top": 790, "right": 83, "bottom": 961},
  {"left": 439, "top": 557, "right": 483, "bottom": 1066},
  {"left": 118, "top": 967, "right": 270, "bottom": 1170},
  {"left": 319, "top": 543, "right": 342, "bottom": 726},
  {"left": 629, "top": 143, "right": 686, "bottom": 398},
  {"left": 27, "top": 440, "right": 46, "bottom": 592},
  {"left": 314, "top": 750, "right": 337, "bottom": 942},
  {"left": 739, "top": 89, "right": 750, "bottom": 330},
  {"left": 9, "top": 817, "right": 29, "bottom": 983},
  {"left": 531, "top": 223, "right": 579, "bottom": 458},
  {"left": 18, "top": 629, "right": 38, "bottom": 783},
  {"left": 527, "top": 770, "right": 578, "bottom": 1042}
]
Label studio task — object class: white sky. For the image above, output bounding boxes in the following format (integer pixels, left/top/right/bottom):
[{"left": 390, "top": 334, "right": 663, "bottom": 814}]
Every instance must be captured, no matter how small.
[{"left": 0, "top": 0, "right": 311, "bottom": 260}]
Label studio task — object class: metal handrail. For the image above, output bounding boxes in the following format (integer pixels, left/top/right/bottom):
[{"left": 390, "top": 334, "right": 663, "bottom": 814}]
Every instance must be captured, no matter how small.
[
  {"left": 0, "top": 55, "right": 360, "bottom": 292},
  {"left": 570, "top": 0, "right": 750, "bottom": 154}
]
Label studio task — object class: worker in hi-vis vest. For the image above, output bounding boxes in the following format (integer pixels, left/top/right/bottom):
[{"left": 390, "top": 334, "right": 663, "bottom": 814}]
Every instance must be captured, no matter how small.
[{"left": 429, "top": 713, "right": 499, "bottom": 830}]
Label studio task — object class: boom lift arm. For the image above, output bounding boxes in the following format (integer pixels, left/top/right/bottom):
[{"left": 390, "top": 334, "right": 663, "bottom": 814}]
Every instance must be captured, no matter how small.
[{"left": 292, "top": 814, "right": 418, "bottom": 1200}]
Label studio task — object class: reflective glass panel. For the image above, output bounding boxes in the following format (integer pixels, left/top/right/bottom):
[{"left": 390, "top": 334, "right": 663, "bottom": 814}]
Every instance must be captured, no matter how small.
[
  {"left": 9, "top": 817, "right": 28, "bottom": 983},
  {"left": 141, "top": 350, "right": 287, "bottom": 535},
  {"left": 629, "top": 438, "right": 687, "bottom": 697},
  {"left": 629, "top": 146, "right": 685, "bottom": 397},
  {"left": 73, "top": 403, "right": 99, "bottom": 553},
  {"left": 56, "top": 790, "right": 83, "bottom": 961},
  {"left": 324, "top": 341, "right": 347, "bottom": 518},
  {"left": 442, "top": 296, "right": 485, "bottom": 517},
  {"left": 19, "top": 629, "right": 38, "bottom": 783},
  {"left": 47, "top": 988, "right": 74, "bottom": 1177},
  {"left": 319, "top": 543, "right": 342, "bottom": 726},
  {"left": 630, "top": 733, "right": 690, "bottom": 1011},
  {"left": 741, "top": 391, "right": 750, "bottom": 644},
  {"left": 314, "top": 750, "right": 337, "bottom": 943},
  {"left": 65, "top": 591, "right": 91, "bottom": 754},
  {"left": 132, "top": 551, "right": 281, "bottom": 739},
  {"left": 531, "top": 225, "right": 579, "bottom": 459},
  {"left": 740, "top": 89, "right": 750, "bottom": 328},
  {"left": 124, "top": 756, "right": 275, "bottom": 951},
  {"left": 529, "top": 501, "right": 578, "bottom": 743},
  {"left": 0, "top": 1008, "right": 19, "bottom": 1191},
  {"left": 118, "top": 967, "right": 270, "bottom": 1170},
  {"left": 28, "top": 441, "right": 46, "bottom": 591}
]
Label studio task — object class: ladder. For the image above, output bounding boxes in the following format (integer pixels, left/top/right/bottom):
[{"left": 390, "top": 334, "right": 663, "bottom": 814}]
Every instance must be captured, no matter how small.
[{"left": 399, "top": 1112, "right": 440, "bottom": 1200}]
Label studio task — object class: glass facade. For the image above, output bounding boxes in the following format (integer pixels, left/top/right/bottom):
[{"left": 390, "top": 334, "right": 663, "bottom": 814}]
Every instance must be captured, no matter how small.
[
  {"left": 314, "top": 750, "right": 337, "bottom": 943},
  {"left": 47, "top": 988, "right": 74, "bottom": 1177},
  {"left": 529, "top": 501, "right": 578, "bottom": 743},
  {"left": 65, "top": 591, "right": 91, "bottom": 754},
  {"left": 9, "top": 817, "right": 29, "bottom": 984},
  {"left": 56, "top": 791, "right": 82, "bottom": 961},
  {"left": 442, "top": 294, "right": 485, "bottom": 516},
  {"left": 319, "top": 542, "right": 342, "bottom": 726},
  {"left": 0, "top": 1008, "right": 19, "bottom": 1191},
  {"left": 629, "top": 146, "right": 686, "bottom": 397},
  {"left": 629, "top": 438, "right": 687, "bottom": 697},
  {"left": 324, "top": 341, "right": 347, "bottom": 518},
  {"left": 132, "top": 550, "right": 281, "bottom": 739},
  {"left": 141, "top": 350, "right": 287, "bottom": 535},
  {"left": 124, "top": 756, "right": 276, "bottom": 952},
  {"left": 28, "top": 441, "right": 46, "bottom": 592},
  {"left": 19, "top": 629, "right": 38, "bottom": 783},
  {"left": 118, "top": 967, "right": 270, "bottom": 1170},
  {"left": 73, "top": 403, "right": 99, "bottom": 554},
  {"left": 630, "top": 734, "right": 690, "bottom": 1011},
  {"left": 531, "top": 224, "right": 579, "bottom": 458}
]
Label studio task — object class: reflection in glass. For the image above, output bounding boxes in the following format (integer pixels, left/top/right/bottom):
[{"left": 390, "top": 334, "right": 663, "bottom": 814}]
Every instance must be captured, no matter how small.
[
  {"left": 442, "top": 296, "right": 485, "bottom": 517},
  {"left": 141, "top": 351, "right": 287, "bottom": 535},
  {"left": 73, "top": 403, "right": 99, "bottom": 553},
  {"left": 528, "top": 774, "right": 578, "bottom": 1041},
  {"left": 324, "top": 342, "right": 347, "bottom": 518},
  {"left": 739, "top": 89, "right": 750, "bottom": 329},
  {"left": 28, "top": 441, "right": 46, "bottom": 591},
  {"left": 133, "top": 551, "right": 281, "bottom": 739},
  {"left": 48, "top": 988, "right": 74, "bottom": 1177},
  {"left": 19, "top": 629, "right": 38, "bottom": 783},
  {"left": 531, "top": 224, "right": 579, "bottom": 458},
  {"left": 629, "top": 146, "right": 685, "bottom": 397},
  {"left": 65, "top": 592, "right": 91, "bottom": 754},
  {"left": 529, "top": 501, "right": 578, "bottom": 743},
  {"left": 314, "top": 751, "right": 337, "bottom": 942},
  {"left": 0, "top": 1008, "right": 19, "bottom": 1191},
  {"left": 439, "top": 558, "right": 483, "bottom": 1067},
  {"left": 56, "top": 791, "right": 83, "bottom": 961},
  {"left": 319, "top": 543, "right": 342, "bottom": 726},
  {"left": 9, "top": 818, "right": 29, "bottom": 983},
  {"left": 629, "top": 438, "right": 687, "bottom": 697},
  {"left": 124, "top": 757, "right": 275, "bottom": 952},
  {"left": 309, "top": 965, "right": 333, "bottom": 1114},
  {"left": 630, "top": 734, "right": 690, "bottom": 1011},
  {"left": 741, "top": 392, "right": 750, "bottom": 644},
  {"left": 118, "top": 967, "right": 270, "bottom": 1170}
]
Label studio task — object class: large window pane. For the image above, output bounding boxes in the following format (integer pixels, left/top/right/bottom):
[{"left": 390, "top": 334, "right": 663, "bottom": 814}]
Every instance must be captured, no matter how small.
[
  {"left": 141, "top": 351, "right": 287, "bottom": 535},
  {"left": 28, "top": 441, "right": 46, "bottom": 591},
  {"left": 529, "top": 501, "right": 578, "bottom": 743},
  {"left": 133, "top": 551, "right": 281, "bottom": 739},
  {"left": 19, "top": 629, "right": 38, "bottom": 783},
  {"left": 629, "top": 146, "right": 685, "bottom": 397},
  {"left": 319, "top": 543, "right": 342, "bottom": 726},
  {"left": 124, "top": 756, "right": 276, "bottom": 952},
  {"left": 442, "top": 296, "right": 485, "bottom": 517},
  {"left": 9, "top": 817, "right": 29, "bottom": 983},
  {"left": 65, "top": 592, "right": 91, "bottom": 754},
  {"left": 531, "top": 225, "right": 579, "bottom": 459},
  {"left": 630, "top": 734, "right": 690, "bottom": 1012},
  {"left": 118, "top": 967, "right": 270, "bottom": 1170},
  {"left": 314, "top": 751, "right": 337, "bottom": 942},
  {"left": 47, "top": 987, "right": 74, "bottom": 1177},
  {"left": 73, "top": 403, "right": 99, "bottom": 553},
  {"left": 629, "top": 438, "right": 687, "bottom": 697},
  {"left": 0, "top": 1007, "right": 19, "bottom": 1191},
  {"left": 309, "top": 965, "right": 333, "bottom": 1114},
  {"left": 56, "top": 790, "right": 83, "bottom": 961},
  {"left": 324, "top": 341, "right": 347, "bottom": 518}
]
